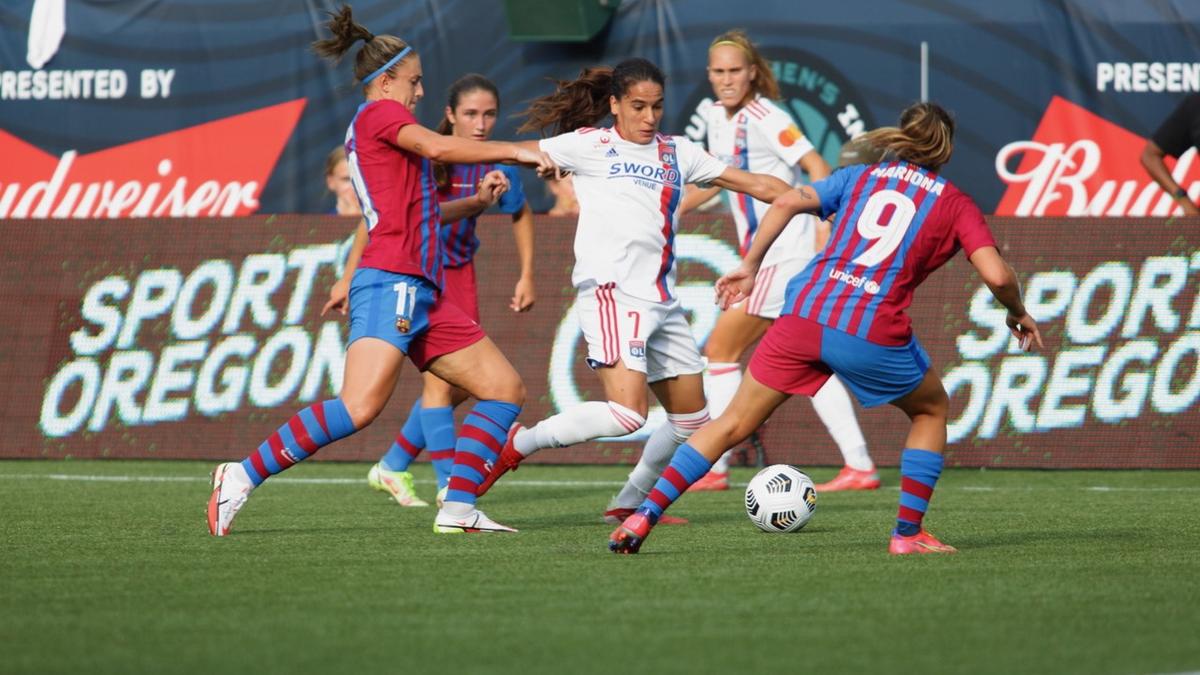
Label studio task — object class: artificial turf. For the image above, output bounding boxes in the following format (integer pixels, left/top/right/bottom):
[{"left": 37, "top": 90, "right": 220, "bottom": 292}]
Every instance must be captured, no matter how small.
[{"left": 1, "top": 460, "right": 1197, "bottom": 675}]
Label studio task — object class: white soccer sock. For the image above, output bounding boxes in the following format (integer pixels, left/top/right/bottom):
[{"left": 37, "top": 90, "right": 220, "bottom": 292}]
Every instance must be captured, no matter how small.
[
  {"left": 811, "top": 375, "right": 874, "bottom": 471},
  {"left": 705, "top": 362, "right": 741, "bottom": 473},
  {"left": 513, "top": 401, "right": 646, "bottom": 457},
  {"left": 610, "top": 407, "right": 711, "bottom": 510}
]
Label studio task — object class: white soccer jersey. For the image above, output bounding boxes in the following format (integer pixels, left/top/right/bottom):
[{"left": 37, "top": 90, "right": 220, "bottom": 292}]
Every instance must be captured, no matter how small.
[
  {"left": 540, "top": 128, "right": 728, "bottom": 303},
  {"left": 702, "top": 95, "right": 820, "bottom": 269}
]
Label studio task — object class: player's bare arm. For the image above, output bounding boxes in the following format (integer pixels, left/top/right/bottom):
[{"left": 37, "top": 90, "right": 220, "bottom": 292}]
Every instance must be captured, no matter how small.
[
  {"left": 396, "top": 125, "right": 558, "bottom": 175},
  {"left": 323, "top": 219, "right": 367, "bottom": 316},
  {"left": 968, "top": 245, "right": 1043, "bottom": 352},
  {"left": 708, "top": 166, "right": 792, "bottom": 205},
  {"left": 714, "top": 185, "right": 820, "bottom": 309},
  {"left": 510, "top": 202, "right": 536, "bottom": 312}
]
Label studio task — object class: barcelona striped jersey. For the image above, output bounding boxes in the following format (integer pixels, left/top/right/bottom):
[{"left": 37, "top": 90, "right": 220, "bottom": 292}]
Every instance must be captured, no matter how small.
[
  {"left": 783, "top": 161, "right": 997, "bottom": 345},
  {"left": 438, "top": 163, "right": 527, "bottom": 268},
  {"left": 344, "top": 99, "right": 443, "bottom": 287}
]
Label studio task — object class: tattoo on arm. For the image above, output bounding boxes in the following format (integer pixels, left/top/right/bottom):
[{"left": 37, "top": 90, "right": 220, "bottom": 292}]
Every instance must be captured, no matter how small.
[{"left": 797, "top": 186, "right": 815, "bottom": 200}]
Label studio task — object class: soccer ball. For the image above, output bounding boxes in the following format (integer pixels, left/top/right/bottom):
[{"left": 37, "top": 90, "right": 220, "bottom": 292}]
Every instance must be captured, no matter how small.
[{"left": 745, "top": 465, "right": 817, "bottom": 533}]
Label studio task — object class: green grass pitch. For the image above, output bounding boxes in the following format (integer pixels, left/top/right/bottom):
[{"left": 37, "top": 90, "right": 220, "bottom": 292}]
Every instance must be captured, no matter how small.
[{"left": 2, "top": 460, "right": 1198, "bottom": 675}]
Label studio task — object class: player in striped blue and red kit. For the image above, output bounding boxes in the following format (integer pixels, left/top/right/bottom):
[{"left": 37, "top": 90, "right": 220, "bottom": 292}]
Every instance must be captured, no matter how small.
[
  {"left": 366, "top": 74, "right": 537, "bottom": 507},
  {"left": 206, "top": 5, "right": 557, "bottom": 536},
  {"left": 610, "top": 102, "right": 1044, "bottom": 554}
]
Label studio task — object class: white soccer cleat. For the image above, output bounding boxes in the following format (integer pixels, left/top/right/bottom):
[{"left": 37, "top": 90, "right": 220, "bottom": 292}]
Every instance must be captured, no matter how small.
[
  {"left": 433, "top": 508, "right": 518, "bottom": 533},
  {"left": 207, "top": 462, "right": 254, "bottom": 537},
  {"left": 367, "top": 463, "right": 386, "bottom": 492},
  {"left": 371, "top": 463, "right": 429, "bottom": 507}
]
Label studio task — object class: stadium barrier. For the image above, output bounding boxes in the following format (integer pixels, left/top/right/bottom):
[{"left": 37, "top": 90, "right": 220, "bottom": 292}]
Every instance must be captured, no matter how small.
[{"left": 1, "top": 214, "right": 1197, "bottom": 469}]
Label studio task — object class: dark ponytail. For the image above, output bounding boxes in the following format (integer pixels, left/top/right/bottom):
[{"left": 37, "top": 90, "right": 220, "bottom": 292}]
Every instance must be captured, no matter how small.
[
  {"left": 312, "top": 4, "right": 413, "bottom": 90},
  {"left": 519, "top": 57, "right": 666, "bottom": 135}
]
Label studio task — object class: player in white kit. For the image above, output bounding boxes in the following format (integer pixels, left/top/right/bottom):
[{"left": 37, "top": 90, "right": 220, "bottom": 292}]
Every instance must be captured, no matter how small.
[
  {"left": 475, "top": 58, "right": 795, "bottom": 521},
  {"left": 682, "top": 30, "right": 879, "bottom": 492}
]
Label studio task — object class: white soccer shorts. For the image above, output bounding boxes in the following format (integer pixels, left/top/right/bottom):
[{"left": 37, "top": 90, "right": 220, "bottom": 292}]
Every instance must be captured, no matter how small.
[
  {"left": 575, "top": 282, "right": 704, "bottom": 383},
  {"left": 738, "top": 252, "right": 814, "bottom": 320}
]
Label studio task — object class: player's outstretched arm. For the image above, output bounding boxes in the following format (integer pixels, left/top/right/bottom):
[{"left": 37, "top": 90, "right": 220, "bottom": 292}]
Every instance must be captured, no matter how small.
[
  {"left": 715, "top": 185, "right": 820, "bottom": 309},
  {"left": 968, "top": 245, "right": 1043, "bottom": 352},
  {"left": 708, "top": 165, "right": 792, "bottom": 205},
  {"left": 395, "top": 125, "right": 559, "bottom": 176}
]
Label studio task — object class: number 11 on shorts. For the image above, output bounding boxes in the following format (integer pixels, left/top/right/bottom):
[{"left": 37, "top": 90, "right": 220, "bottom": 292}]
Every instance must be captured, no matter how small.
[{"left": 394, "top": 281, "right": 417, "bottom": 333}]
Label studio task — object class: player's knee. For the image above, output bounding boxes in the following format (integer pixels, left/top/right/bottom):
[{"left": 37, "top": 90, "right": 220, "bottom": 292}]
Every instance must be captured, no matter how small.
[
  {"left": 607, "top": 401, "right": 647, "bottom": 435},
  {"left": 703, "top": 337, "right": 741, "bottom": 363},
  {"left": 340, "top": 395, "right": 385, "bottom": 429}
]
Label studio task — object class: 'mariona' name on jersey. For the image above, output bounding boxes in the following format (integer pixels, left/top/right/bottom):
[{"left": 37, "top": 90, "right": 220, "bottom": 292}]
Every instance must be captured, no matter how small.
[
  {"left": 607, "top": 161, "right": 680, "bottom": 188},
  {"left": 869, "top": 164, "right": 945, "bottom": 195}
]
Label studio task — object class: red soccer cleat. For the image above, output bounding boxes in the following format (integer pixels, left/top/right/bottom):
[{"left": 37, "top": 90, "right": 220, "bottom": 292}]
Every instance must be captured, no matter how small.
[
  {"left": 476, "top": 425, "right": 525, "bottom": 498},
  {"left": 889, "top": 529, "right": 958, "bottom": 555},
  {"left": 815, "top": 466, "right": 882, "bottom": 492},
  {"left": 603, "top": 507, "right": 688, "bottom": 525},
  {"left": 685, "top": 470, "right": 729, "bottom": 492},
  {"left": 608, "top": 512, "right": 654, "bottom": 554}
]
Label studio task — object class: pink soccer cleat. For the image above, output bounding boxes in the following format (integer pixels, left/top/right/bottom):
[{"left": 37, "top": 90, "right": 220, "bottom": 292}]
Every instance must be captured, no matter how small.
[
  {"left": 476, "top": 425, "right": 525, "bottom": 498},
  {"left": 608, "top": 512, "right": 654, "bottom": 554},
  {"left": 815, "top": 466, "right": 882, "bottom": 492},
  {"left": 889, "top": 529, "right": 958, "bottom": 555},
  {"left": 603, "top": 507, "right": 688, "bottom": 526},
  {"left": 685, "top": 470, "right": 729, "bottom": 492}
]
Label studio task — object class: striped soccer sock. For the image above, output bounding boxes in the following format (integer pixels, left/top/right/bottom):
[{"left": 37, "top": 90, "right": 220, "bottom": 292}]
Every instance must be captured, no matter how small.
[
  {"left": 380, "top": 399, "right": 425, "bottom": 471},
  {"left": 637, "top": 444, "right": 713, "bottom": 524},
  {"left": 420, "top": 405, "right": 456, "bottom": 490},
  {"left": 241, "top": 399, "right": 357, "bottom": 486},
  {"left": 896, "top": 448, "right": 944, "bottom": 536},
  {"left": 444, "top": 400, "right": 520, "bottom": 508}
]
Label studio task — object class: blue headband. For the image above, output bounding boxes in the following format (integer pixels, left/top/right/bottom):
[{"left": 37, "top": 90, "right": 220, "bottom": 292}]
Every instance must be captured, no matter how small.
[{"left": 362, "top": 45, "right": 412, "bottom": 85}]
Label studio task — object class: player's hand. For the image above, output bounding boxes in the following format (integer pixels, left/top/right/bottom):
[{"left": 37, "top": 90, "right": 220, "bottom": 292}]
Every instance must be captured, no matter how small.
[
  {"left": 323, "top": 277, "right": 350, "bottom": 316},
  {"left": 476, "top": 170, "right": 510, "bottom": 206},
  {"left": 1006, "top": 312, "right": 1043, "bottom": 352},
  {"left": 715, "top": 264, "right": 758, "bottom": 310},
  {"left": 1180, "top": 199, "right": 1200, "bottom": 217},
  {"left": 510, "top": 276, "right": 536, "bottom": 312},
  {"left": 516, "top": 147, "right": 561, "bottom": 179}
]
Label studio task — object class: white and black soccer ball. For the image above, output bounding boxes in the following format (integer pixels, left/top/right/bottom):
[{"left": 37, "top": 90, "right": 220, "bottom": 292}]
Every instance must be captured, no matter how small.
[{"left": 744, "top": 465, "right": 817, "bottom": 533}]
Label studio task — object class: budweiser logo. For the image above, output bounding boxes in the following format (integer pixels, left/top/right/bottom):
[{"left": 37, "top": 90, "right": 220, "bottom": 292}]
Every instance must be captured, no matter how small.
[
  {"left": 995, "top": 96, "right": 1200, "bottom": 217},
  {"left": 0, "top": 99, "right": 305, "bottom": 218}
]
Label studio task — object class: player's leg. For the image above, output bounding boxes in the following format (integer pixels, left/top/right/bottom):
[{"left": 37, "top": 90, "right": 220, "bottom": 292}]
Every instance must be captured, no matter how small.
[
  {"left": 816, "top": 326, "right": 954, "bottom": 554},
  {"left": 809, "top": 375, "right": 879, "bottom": 492},
  {"left": 609, "top": 371, "right": 790, "bottom": 554},
  {"left": 477, "top": 284, "right": 651, "bottom": 496},
  {"left": 418, "top": 373, "right": 470, "bottom": 498},
  {"left": 605, "top": 372, "right": 708, "bottom": 524},
  {"left": 208, "top": 268, "right": 425, "bottom": 536},
  {"left": 695, "top": 298, "right": 770, "bottom": 488},
  {"left": 209, "top": 337, "right": 403, "bottom": 536},
  {"left": 370, "top": 395, "right": 430, "bottom": 507},
  {"left": 887, "top": 369, "right": 956, "bottom": 554},
  {"left": 422, "top": 327, "right": 526, "bottom": 532},
  {"left": 610, "top": 317, "right": 831, "bottom": 552}
]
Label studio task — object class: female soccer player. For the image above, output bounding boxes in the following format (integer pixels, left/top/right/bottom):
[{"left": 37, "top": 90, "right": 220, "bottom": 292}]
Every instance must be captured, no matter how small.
[
  {"left": 609, "top": 102, "right": 1044, "bottom": 555},
  {"left": 365, "top": 74, "right": 538, "bottom": 507},
  {"left": 206, "top": 4, "right": 557, "bottom": 536},
  {"left": 683, "top": 30, "right": 877, "bottom": 493},
  {"left": 475, "top": 58, "right": 794, "bottom": 524}
]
